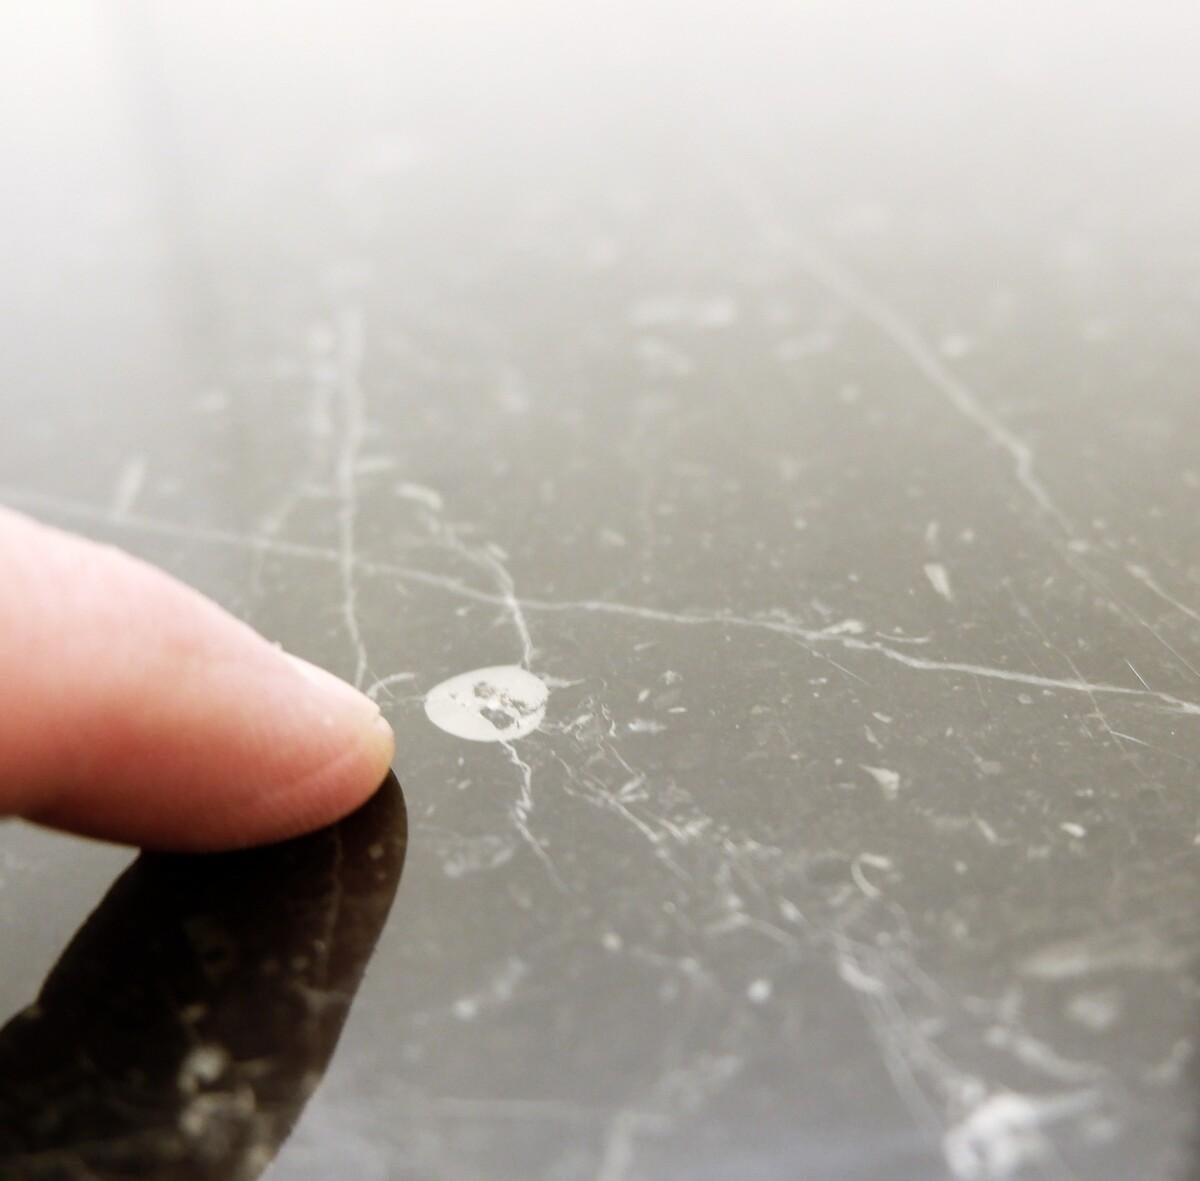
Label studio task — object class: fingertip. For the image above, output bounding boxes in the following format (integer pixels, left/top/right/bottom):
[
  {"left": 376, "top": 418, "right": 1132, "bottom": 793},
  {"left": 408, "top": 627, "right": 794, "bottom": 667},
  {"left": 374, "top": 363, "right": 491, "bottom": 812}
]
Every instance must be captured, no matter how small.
[
  {"left": 0, "top": 508, "right": 400, "bottom": 851},
  {"left": 210, "top": 702, "right": 398, "bottom": 851}
]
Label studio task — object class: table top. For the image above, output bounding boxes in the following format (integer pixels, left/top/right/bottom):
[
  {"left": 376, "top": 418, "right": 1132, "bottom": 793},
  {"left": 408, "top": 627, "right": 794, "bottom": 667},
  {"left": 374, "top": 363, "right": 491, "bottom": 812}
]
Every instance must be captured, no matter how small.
[{"left": 2, "top": 4, "right": 1199, "bottom": 1179}]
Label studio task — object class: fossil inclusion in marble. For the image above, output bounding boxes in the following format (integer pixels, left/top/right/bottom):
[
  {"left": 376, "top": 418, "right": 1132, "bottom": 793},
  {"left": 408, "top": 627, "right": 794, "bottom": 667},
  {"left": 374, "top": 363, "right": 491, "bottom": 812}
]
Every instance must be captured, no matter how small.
[{"left": 424, "top": 666, "right": 548, "bottom": 742}]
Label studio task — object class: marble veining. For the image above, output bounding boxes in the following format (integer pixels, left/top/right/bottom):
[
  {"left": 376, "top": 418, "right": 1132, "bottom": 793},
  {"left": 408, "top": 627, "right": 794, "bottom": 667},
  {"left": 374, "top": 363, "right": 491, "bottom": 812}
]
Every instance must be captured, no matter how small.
[{"left": 2, "top": 4, "right": 1200, "bottom": 1180}]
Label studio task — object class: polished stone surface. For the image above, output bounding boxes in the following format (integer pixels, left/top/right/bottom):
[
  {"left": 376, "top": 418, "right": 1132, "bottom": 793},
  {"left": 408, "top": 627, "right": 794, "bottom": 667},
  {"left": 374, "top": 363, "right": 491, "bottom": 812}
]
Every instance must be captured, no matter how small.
[{"left": 2, "top": 4, "right": 1200, "bottom": 1178}]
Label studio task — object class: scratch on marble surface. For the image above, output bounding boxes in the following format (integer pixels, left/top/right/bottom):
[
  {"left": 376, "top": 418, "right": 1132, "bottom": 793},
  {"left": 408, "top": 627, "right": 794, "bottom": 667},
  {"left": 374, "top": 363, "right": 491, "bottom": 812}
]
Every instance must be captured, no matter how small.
[
  {"left": 550, "top": 756, "right": 689, "bottom": 882},
  {"left": 827, "top": 909, "right": 1110, "bottom": 1181},
  {"left": 1059, "top": 548, "right": 1200, "bottom": 682},
  {"left": 983, "top": 1024, "right": 1105, "bottom": 1086},
  {"left": 246, "top": 340, "right": 338, "bottom": 603},
  {"left": 548, "top": 695, "right": 697, "bottom": 882},
  {"left": 850, "top": 852, "right": 892, "bottom": 900},
  {"left": 501, "top": 739, "right": 566, "bottom": 892},
  {"left": 805, "top": 247, "right": 1074, "bottom": 535},
  {"left": 1020, "top": 923, "right": 1196, "bottom": 981},
  {"left": 1126, "top": 562, "right": 1200, "bottom": 626},
  {"left": 334, "top": 308, "right": 370, "bottom": 688},
  {"left": 363, "top": 671, "right": 418, "bottom": 702},
  {"left": 942, "top": 1089, "right": 1095, "bottom": 1180},
  {"left": 6, "top": 485, "right": 1200, "bottom": 719},
  {"left": 728, "top": 176, "right": 1200, "bottom": 709},
  {"left": 595, "top": 1053, "right": 742, "bottom": 1181},
  {"left": 728, "top": 179, "right": 1075, "bottom": 536},
  {"left": 390, "top": 477, "right": 536, "bottom": 665},
  {"left": 831, "top": 932, "right": 946, "bottom": 1141},
  {"left": 1008, "top": 588, "right": 1150, "bottom": 772},
  {"left": 508, "top": 595, "right": 1200, "bottom": 714}
]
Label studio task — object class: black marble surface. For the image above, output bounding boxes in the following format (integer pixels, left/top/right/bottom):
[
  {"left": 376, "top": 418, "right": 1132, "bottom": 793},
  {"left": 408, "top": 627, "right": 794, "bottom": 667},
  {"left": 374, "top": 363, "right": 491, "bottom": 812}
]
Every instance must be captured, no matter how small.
[{"left": 2, "top": 4, "right": 1200, "bottom": 1179}]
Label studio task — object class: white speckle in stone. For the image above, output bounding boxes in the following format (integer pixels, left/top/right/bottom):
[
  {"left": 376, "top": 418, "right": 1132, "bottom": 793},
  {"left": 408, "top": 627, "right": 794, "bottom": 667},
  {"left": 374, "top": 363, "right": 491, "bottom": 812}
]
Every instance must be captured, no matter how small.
[
  {"left": 824, "top": 618, "right": 866, "bottom": 636},
  {"left": 1060, "top": 822, "right": 1087, "bottom": 839},
  {"left": 861, "top": 765, "right": 901, "bottom": 800},
  {"left": 177, "top": 1044, "right": 229, "bottom": 1094},
  {"left": 779, "top": 899, "right": 803, "bottom": 924},
  {"left": 747, "top": 978, "right": 773, "bottom": 1004},
  {"left": 394, "top": 482, "right": 444, "bottom": 512},
  {"left": 628, "top": 719, "right": 667, "bottom": 734},
  {"left": 943, "top": 1091, "right": 1095, "bottom": 1180},
  {"left": 924, "top": 562, "right": 955, "bottom": 603},
  {"left": 1066, "top": 990, "right": 1120, "bottom": 1032},
  {"left": 424, "top": 666, "right": 549, "bottom": 742}
]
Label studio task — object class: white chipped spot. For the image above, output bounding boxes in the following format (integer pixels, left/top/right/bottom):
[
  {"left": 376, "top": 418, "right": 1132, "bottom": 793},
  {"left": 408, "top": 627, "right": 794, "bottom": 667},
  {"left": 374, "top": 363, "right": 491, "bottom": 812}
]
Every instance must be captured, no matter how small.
[
  {"left": 424, "top": 666, "right": 549, "bottom": 742},
  {"left": 747, "top": 978, "right": 773, "bottom": 1004}
]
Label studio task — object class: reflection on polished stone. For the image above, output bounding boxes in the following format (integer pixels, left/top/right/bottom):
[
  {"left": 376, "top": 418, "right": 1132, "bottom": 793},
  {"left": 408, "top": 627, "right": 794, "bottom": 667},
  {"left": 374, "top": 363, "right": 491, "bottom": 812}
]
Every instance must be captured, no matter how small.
[{"left": 0, "top": 774, "right": 406, "bottom": 1180}]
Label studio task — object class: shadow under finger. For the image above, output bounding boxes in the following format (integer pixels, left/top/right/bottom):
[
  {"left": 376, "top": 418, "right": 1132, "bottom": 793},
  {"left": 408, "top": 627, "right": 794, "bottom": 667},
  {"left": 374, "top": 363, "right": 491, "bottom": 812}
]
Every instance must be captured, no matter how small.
[{"left": 0, "top": 772, "right": 407, "bottom": 1181}]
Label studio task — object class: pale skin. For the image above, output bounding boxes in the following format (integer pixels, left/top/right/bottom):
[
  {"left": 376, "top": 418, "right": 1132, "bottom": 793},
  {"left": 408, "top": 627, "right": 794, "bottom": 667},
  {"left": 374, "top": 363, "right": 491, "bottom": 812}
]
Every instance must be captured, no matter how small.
[{"left": 0, "top": 507, "right": 395, "bottom": 850}]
